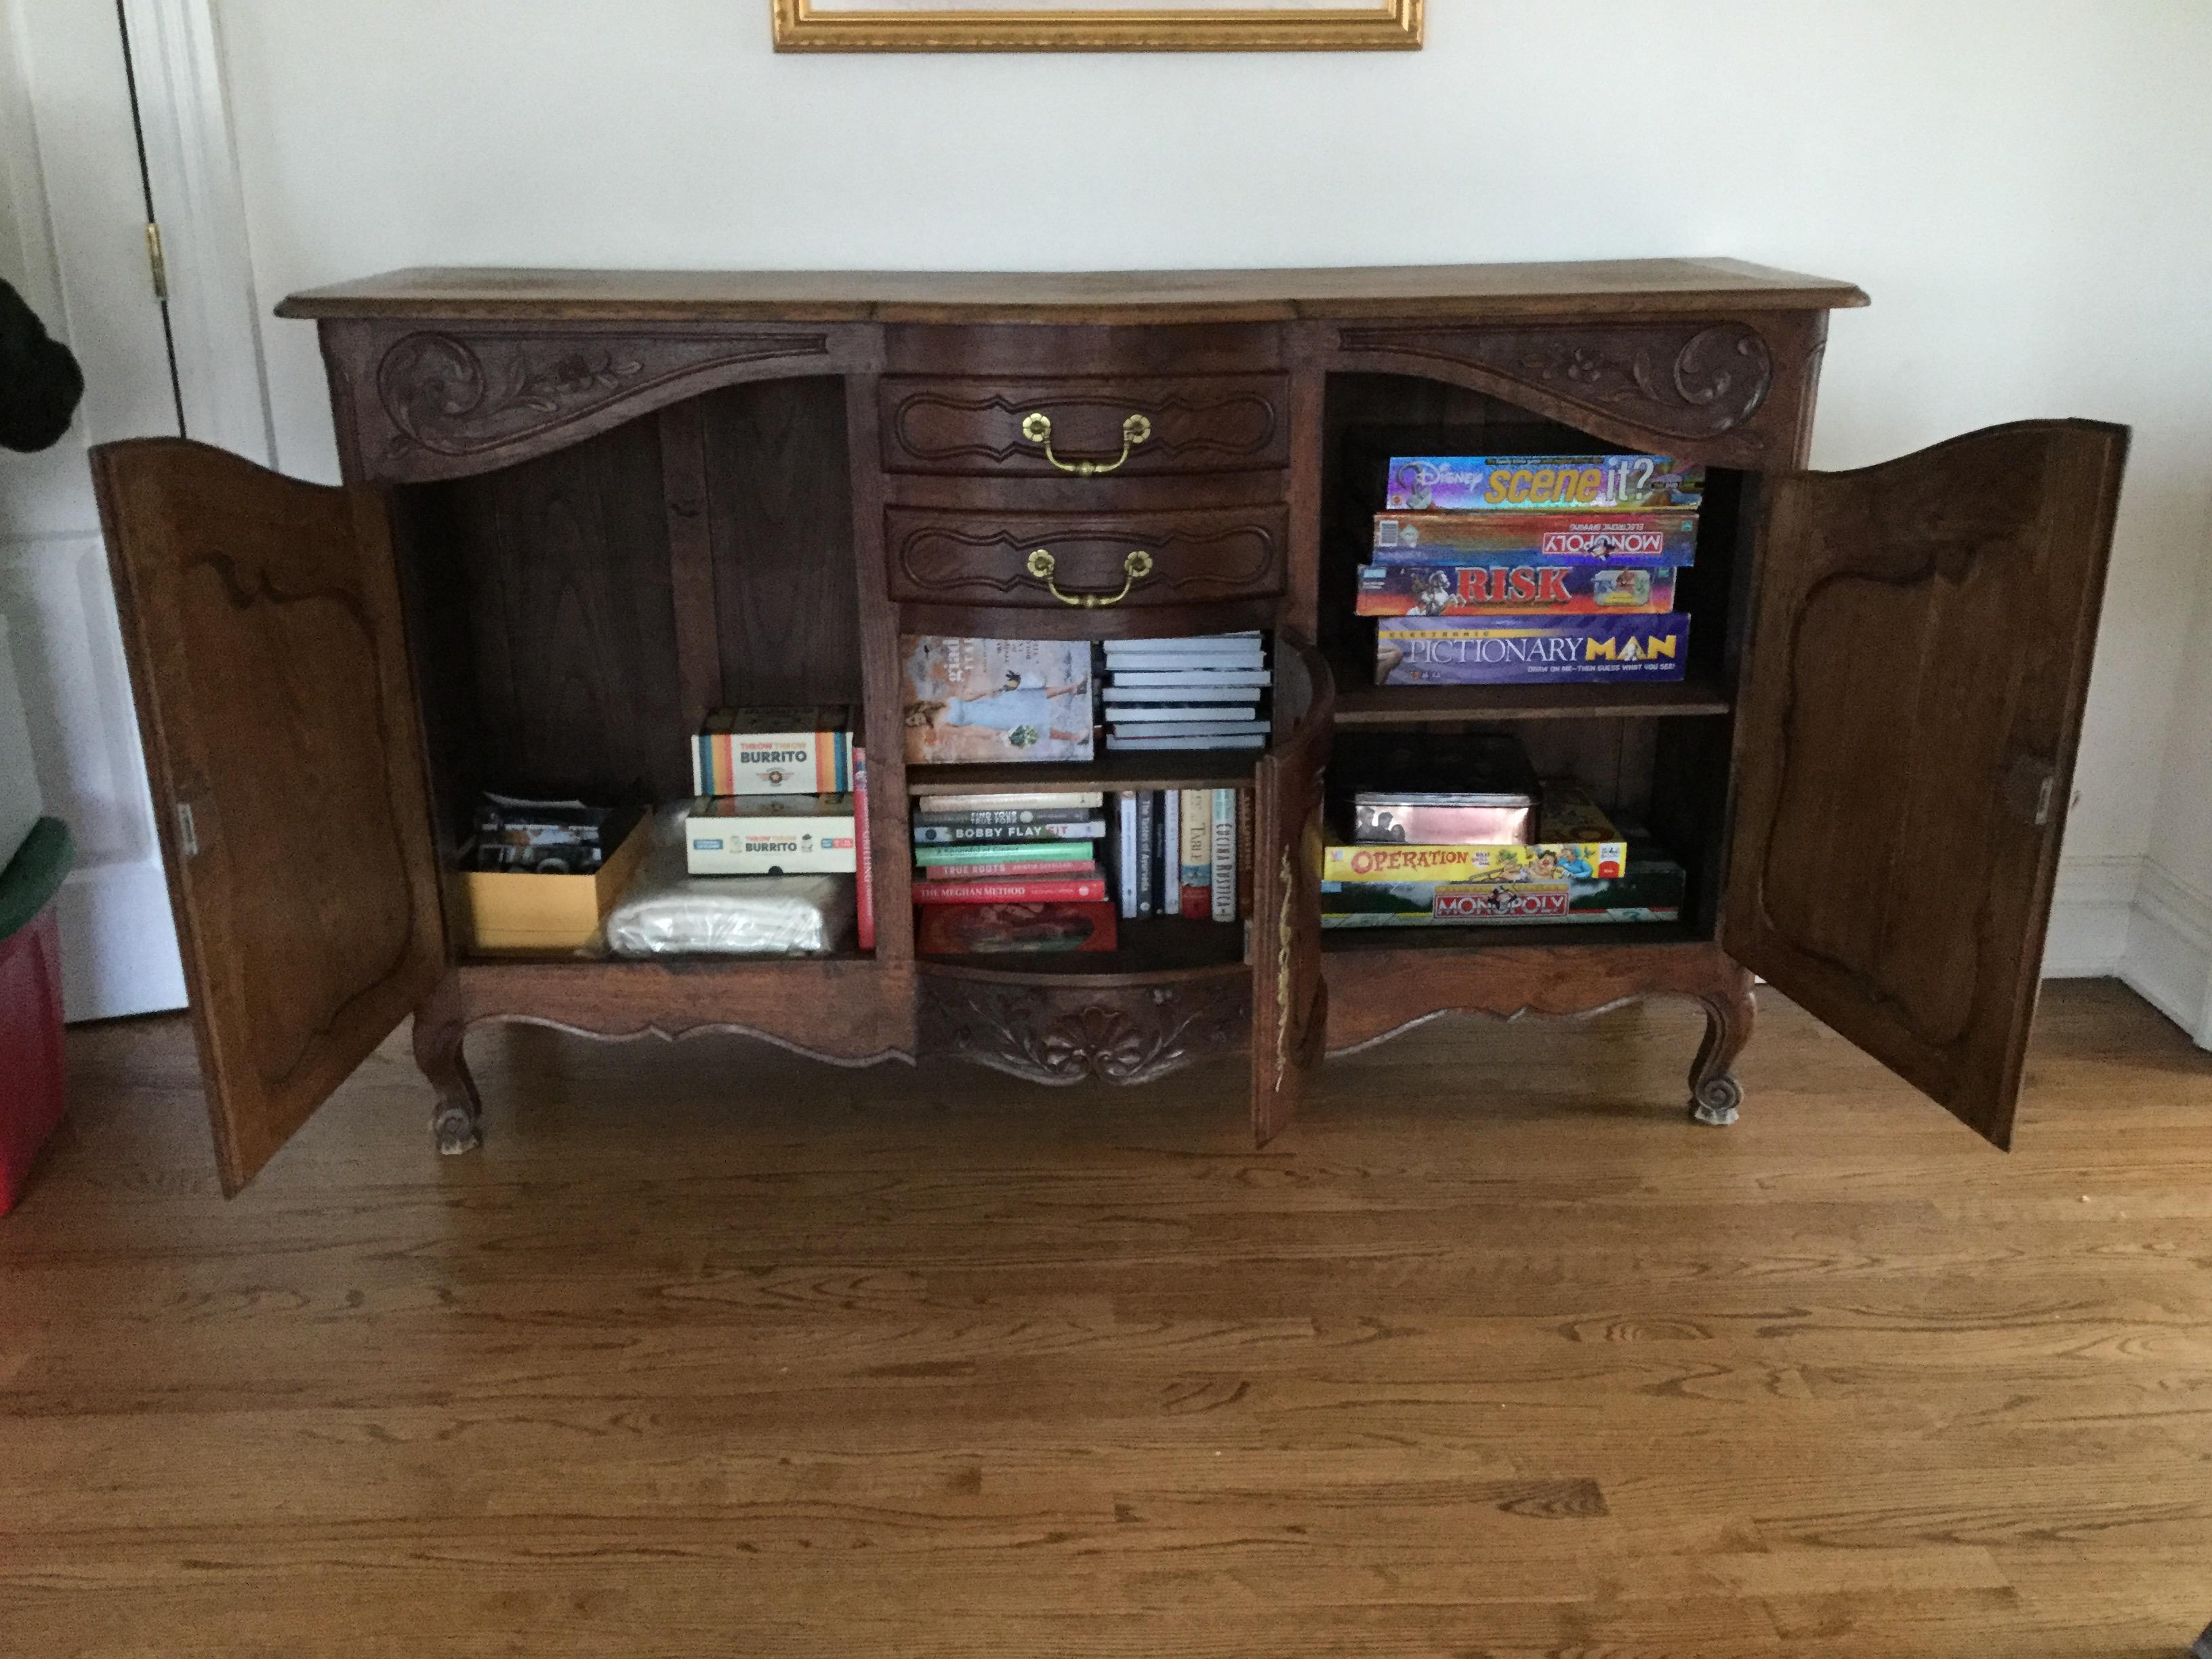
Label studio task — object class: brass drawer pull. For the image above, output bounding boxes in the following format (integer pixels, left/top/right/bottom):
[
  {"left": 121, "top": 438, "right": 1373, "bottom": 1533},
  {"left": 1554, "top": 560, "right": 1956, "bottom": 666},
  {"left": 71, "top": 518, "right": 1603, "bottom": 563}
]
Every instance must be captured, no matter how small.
[
  {"left": 1019, "top": 411, "right": 1151, "bottom": 476},
  {"left": 1025, "top": 548, "right": 1153, "bottom": 608}
]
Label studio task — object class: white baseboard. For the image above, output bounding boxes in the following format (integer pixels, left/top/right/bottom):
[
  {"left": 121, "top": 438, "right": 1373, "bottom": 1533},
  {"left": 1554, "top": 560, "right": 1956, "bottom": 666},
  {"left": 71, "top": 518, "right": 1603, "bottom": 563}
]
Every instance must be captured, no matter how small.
[
  {"left": 2043, "top": 853, "right": 2143, "bottom": 978},
  {"left": 2121, "top": 858, "right": 2212, "bottom": 1048}
]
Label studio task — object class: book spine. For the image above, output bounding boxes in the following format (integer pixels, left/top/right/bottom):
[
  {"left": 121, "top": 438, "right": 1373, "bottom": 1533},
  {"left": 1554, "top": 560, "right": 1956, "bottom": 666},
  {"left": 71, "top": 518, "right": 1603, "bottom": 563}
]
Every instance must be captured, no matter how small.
[
  {"left": 853, "top": 747, "right": 874, "bottom": 951},
  {"left": 911, "top": 806, "right": 1101, "bottom": 829},
  {"left": 1115, "top": 792, "right": 1139, "bottom": 920},
  {"left": 1160, "top": 788, "right": 1181, "bottom": 916},
  {"left": 924, "top": 859, "right": 1099, "bottom": 880},
  {"left": 1210, "top": 788, "right": 1237, "bottom": 923},
  {"left": 1136, "top": 792, "right": 1157, "bottom": 917},
  {"left": 1180, "top": 789, "right": 1210, "bottom": 919},
  {"left": 914, "top": 841, "right": 1094, "bottom": 867},
  {"left": 914, "top": 878, "right": 1109, "bottom": 904},
  {"left": 1237, "top": 786, "right": 1254, "bottom": 918},
  {"left": 910, "top": 819, "right": 1105, "bottom": 844}
]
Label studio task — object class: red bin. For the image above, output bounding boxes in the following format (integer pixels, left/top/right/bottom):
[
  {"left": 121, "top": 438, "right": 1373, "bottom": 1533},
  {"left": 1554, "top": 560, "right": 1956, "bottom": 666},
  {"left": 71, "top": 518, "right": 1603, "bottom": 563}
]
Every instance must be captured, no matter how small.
[{"left": 0, "top": 819, "right": 74, "bottom": 1216}]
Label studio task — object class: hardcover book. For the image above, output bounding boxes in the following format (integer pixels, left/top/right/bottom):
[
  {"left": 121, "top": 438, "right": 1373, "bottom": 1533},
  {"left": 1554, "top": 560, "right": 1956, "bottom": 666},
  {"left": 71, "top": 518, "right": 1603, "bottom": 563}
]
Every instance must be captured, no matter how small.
[
  {"left": 1383, "top": 455, "right": 1705, "bottom": 513},
  {"left": 901, "top": 635, "right": 1094, "bottom": 764},
  {"left": 1372, "top": 512, "right": 1698, "bottom": 567},
  {"left": 910, "top": 791, "right": 1103, "bottom": 813},
  {"left": 692, "top": 706, "right": 854, "bottom": 796},
  {"left": 913, "top": 876, "right": 1110, "bottom": 905},
  {"left": 1355, "top": 562, "right": 1678, "bottom": 616},
  {"left": 911, "top": 819, "right": 1106, "bottom": 844},
  {"left": 914, "top": 839, "right": 1094, "bottom": 867},
  {"left": 1376, "top": 614, "right": 1691, "bottom": 687},
  {"left": 924, "top": 859, "right": 1099, "bottom": 880},
  {"left": 916, "top": 901, "right": 1120, "bottom": 955}
]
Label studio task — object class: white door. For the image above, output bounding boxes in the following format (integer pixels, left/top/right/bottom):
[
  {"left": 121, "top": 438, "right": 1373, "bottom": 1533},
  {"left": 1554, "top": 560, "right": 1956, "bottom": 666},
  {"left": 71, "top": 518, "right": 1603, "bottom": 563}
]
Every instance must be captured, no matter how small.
[{"left": 0, "top": 0, "right": 187, "bottom": 1017}]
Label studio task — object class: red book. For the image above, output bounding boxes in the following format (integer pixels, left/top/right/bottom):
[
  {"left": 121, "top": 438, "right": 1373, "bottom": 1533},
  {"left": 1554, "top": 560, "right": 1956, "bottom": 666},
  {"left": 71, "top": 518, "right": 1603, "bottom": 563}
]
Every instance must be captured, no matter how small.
[
  {"left": 924, "top": 859, "right": 1099, "bottom": 880},
  {"left": 914, "top": 877, "right": 1108, "bottom": 905},
  {"left": 1180, "top": 883, "right": 1208, "bottom": 920},
  {"left": 853, "top": 747, "right": 875, "bottom": 951},
  {"left": 915, "top": 901, "right": 1118, "bottom": 955}
]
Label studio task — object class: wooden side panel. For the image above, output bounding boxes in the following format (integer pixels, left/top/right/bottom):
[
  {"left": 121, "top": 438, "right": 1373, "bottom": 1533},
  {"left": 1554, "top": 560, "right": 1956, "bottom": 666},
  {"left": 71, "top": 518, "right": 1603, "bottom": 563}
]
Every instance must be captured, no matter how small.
[
  {"left": 438, "top": 413, "right": 689, "bottom": 803},
  {"left": 698, "top": 378, "right": 867, "bottom": 711},
  {"left": 92, "top": 439, "right": 446, "bottom": 1193},
  {"left": 1724, "top": 421, "right": 2129, "bottom": 1147},
  {"left": 1251, "top": 636, "right": 1334, "bottom": 1145}
]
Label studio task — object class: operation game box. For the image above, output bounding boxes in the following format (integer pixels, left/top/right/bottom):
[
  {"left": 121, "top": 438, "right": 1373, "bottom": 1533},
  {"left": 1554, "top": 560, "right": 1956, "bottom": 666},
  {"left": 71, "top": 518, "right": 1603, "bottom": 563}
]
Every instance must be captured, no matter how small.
[
  {"left": 1355, "top": 562, "right": 1677, "bottom": 616},
  {"left": 1384, "top": 455, "right": 1705, "bottom": 513},
  {"left": 1376, "top": 614, "right": 1692, "bottom": 687},
  {"left": 1372, "top": 511, "right": 1698, "bottom": 567},
  {"left": 1320, "top": 853, "right": 1686, "bottom": 928}
]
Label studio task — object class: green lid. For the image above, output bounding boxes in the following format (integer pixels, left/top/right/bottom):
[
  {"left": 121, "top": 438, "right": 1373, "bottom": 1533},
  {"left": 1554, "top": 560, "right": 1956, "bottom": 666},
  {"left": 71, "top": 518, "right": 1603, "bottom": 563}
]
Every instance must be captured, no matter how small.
[{"left": 0, "top": 817, "right": 74, "bottom": 941}]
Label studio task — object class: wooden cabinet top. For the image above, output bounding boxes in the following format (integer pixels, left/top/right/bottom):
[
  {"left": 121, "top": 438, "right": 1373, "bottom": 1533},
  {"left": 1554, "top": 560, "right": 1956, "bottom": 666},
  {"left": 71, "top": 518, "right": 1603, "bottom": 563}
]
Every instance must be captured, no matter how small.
[{"left": 277, "top": 258, "right": 1869, "bottom": 325}]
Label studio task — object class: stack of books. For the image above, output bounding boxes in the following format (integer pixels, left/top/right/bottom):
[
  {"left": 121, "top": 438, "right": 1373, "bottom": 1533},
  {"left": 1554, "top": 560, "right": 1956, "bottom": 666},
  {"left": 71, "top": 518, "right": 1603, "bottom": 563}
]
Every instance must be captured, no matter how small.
[
  {"left": 911, "top": 790, "right": 1119, "bottom": 954},
  {"left": 1101, "top": 632, "right": 1270, "bottom": 752},
  {"left": 1110, "top": 787, "right": 1250, "bottom": 924},
  {"left": 1360, "top": 455, "right": 1702, "bottom": 687}
]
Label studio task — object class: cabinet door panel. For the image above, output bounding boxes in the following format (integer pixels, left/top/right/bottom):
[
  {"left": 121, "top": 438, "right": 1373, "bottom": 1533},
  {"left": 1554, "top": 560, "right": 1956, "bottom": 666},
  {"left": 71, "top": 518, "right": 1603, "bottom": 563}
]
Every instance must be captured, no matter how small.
[
  {"left": 94, "top": 440, "right": 446, "bottom": 1193},
  {"left": 1251, "top": 635, "right": 1334, "bottom": 1145},
  {"left": 1724, "top": 421, "right": 2127, "bottom": 1147}
]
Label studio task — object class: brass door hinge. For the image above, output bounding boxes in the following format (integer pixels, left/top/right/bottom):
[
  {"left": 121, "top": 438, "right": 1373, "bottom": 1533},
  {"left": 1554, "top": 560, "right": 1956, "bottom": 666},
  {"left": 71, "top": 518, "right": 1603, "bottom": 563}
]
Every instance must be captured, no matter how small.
[{"left": 145, "top": 222, "right": 168, "bottom": 302}]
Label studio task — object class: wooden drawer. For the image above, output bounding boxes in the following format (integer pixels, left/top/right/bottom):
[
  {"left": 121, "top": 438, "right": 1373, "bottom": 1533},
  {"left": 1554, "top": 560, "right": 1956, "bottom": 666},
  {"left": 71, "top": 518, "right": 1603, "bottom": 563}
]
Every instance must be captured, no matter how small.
[
  {"left": 886, "top": 505, "right": 1288, "bottom": 610},
  {"left": 880, "top": 375, "right": 1290, "bottom": 478}
]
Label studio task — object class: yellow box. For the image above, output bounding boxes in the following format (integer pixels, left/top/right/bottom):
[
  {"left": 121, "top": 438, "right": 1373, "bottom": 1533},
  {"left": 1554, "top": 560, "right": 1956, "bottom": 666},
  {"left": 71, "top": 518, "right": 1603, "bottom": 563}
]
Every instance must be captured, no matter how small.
[{"left": 457, "top": 812, "right": 651, "bottom": 954}]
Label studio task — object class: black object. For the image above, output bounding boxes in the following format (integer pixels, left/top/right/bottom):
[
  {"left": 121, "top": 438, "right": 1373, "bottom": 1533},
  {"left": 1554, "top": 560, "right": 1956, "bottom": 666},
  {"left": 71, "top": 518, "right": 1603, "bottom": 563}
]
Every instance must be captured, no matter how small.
[{"left": 0, "top": 279, "right": 85, "bottom": 453}]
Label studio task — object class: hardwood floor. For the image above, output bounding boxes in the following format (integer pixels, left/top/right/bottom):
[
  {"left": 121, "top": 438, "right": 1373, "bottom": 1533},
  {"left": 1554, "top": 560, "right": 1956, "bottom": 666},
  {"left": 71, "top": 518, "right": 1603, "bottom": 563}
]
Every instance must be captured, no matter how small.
[{"left": 4, "top": 980, "right": 2209, "bottom": 1657}]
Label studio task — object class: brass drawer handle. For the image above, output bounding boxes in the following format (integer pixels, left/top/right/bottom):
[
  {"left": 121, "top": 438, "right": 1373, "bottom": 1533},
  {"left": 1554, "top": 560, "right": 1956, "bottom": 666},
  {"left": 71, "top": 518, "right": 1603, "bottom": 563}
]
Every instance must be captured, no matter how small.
[
  {"left": 1025, "top": 548, "right": 1153, "bottom": 609},
  {"left": 1019, "top": 411, "right": 1151, "bottom": 476}
]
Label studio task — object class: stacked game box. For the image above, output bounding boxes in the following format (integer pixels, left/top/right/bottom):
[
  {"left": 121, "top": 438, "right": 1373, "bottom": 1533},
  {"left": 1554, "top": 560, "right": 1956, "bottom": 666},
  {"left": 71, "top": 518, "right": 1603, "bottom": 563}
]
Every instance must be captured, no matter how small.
[
  {"left": 911, "top": 790, "right": 1118, "bottom": 954},
  {"left": 1362, "top": 455, "right": 1702, "bottom": 687},
  {"left": 1101, "top": 632, "right": 1269, "bottom": 752}
]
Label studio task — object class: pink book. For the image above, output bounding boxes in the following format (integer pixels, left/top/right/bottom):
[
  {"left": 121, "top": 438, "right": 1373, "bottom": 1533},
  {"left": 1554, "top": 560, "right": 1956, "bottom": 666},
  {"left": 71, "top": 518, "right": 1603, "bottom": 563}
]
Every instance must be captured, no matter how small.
[
  {"left": 913, "top": 877, "right": 1109, "bottom": 905},
  {"left": 853, "top": 747, "right": 875, "bottom": 950},
  {"left": 925, "top": 860, "right": 1099, "bottom": 880}
]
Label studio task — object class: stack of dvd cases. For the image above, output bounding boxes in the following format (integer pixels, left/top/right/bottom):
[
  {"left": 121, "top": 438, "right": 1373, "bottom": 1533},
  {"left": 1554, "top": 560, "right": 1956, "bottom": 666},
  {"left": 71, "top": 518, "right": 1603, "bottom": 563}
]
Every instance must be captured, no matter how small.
[
  {"left": 1360, "top": 455, "right": 1701, "bottom": 687},
  {"left": 1101, "top": 632, "right": 1269, "bottom": 751}
]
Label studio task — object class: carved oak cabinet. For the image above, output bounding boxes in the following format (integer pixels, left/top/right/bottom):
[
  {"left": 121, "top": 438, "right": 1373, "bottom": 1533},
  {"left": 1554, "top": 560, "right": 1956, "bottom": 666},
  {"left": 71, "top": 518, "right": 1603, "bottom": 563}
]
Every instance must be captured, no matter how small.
[{"left": 89, "top": 261, "right": 2127, "bottom": 1193}]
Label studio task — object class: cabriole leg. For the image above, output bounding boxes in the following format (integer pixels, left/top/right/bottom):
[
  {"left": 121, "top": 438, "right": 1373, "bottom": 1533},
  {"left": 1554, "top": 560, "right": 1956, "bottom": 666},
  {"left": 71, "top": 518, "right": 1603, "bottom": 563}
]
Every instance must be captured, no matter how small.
[
  {"left": 412, "top": 979, "right": 482, "bottom": 1155},
  {"left": 1688, "top": 964, "right": 1756, "bottom": 1127}
]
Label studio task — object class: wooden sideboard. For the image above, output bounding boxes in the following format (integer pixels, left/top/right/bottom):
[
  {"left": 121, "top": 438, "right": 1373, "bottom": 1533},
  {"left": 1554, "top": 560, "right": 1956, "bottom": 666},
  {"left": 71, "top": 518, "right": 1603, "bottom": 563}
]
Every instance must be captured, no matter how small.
[{"left": 90, "top": 260, "right": 2127, "bottom": 1193}]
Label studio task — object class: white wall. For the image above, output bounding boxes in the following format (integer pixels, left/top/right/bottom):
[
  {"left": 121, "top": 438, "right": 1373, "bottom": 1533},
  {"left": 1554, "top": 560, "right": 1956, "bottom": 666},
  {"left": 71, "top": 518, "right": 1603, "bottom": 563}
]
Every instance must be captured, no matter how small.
[
  {"left": 205, "top": 0, "right": 2211, "bottom": 993},
  {"left": 0, "top": 0, "right": 188, "bottom": 1019}
]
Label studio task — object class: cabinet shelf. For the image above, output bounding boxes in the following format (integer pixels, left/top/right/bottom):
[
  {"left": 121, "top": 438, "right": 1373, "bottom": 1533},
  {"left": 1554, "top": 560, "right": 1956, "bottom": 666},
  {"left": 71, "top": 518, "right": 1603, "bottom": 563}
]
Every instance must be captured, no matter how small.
[
  {"left": 1321, "top": 919, "right": 1708, "bottom": 954},
  {"left": 1331, "top": 675, "right": 1733, "bottom": 726},
  {"left": 919, "top": 915, "right": 1246, "bottom": 980},
  {"left": 908, "top": 750, "right": 1260, "bottom": 795}
]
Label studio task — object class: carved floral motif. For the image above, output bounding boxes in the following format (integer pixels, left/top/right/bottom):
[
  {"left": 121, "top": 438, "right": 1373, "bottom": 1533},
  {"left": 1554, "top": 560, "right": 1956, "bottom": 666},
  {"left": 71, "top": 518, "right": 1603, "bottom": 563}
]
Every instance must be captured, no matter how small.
[
  {"left": 1334, "top": 321, "right": 1776, "bottom": 441},
  {"left": 373, "top": 329, "right": 832, "bottom": 461},
  {"left": 920, "top": 975, "right": 1250, "bottom": 1086}
]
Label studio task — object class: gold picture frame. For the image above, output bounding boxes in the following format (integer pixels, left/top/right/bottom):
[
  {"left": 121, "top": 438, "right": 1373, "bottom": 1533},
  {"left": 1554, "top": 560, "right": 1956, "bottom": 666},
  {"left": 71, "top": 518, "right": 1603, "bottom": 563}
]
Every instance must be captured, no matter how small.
[{"left": 771, "top": 1, "right": 1423, "bottom": 53}]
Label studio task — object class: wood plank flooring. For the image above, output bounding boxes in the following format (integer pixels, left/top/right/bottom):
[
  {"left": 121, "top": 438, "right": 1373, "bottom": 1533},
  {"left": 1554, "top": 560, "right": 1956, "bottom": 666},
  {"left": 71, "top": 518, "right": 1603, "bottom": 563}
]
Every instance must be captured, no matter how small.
[{"left": 3, "top": 980, "right": 2209, "bottom": 1657}]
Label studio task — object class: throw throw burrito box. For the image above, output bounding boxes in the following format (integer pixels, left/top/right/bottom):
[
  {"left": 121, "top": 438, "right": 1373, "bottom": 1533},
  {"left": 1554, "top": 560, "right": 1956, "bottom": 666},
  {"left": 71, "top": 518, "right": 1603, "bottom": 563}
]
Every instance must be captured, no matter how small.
[{"left": 686, "top": 795, "right": 858, "bottom": 876}]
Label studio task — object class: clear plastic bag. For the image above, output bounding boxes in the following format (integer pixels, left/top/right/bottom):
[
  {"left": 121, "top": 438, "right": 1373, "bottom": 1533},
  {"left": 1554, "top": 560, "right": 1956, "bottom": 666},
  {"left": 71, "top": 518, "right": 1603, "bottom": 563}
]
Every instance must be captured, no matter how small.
[{"left": 602, "top": 805, "right": 855, "bottom": 958}]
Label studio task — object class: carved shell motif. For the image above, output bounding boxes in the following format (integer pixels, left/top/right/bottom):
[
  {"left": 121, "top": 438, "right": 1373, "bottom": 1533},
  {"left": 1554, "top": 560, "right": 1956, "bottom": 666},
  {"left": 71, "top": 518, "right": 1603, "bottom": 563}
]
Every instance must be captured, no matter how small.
[{"left": 920, "top": 977, "right": 1250, "bottom": 1086}]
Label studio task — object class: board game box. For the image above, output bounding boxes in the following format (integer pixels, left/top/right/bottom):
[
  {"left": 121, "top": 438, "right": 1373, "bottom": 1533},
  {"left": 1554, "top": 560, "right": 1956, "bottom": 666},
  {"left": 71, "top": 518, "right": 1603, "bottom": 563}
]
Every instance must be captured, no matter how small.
[
  {"left": 1372, "top": 511, "right": 1698, "bottom": 567},
  {"left": 1384, "top": 455, "right": 1705, "bottom": 513},
  {"left": 1355, "top": 562, "right": 1677, "bottom": 616},
  {"left": 901, "top": 635, "right": 1094, "bottom": 764},
  {"left": 1321, "top": 853, "right": 1685, "bottom": 927},
  {"left": 684, "top": 794, "right": 859, "bottom": 876},
  {"left": 691, "top": 707, "right": 853, "bottom": 796},
  {"left": 1376, "top": 614, "right": 1690, "bottom": 687}
]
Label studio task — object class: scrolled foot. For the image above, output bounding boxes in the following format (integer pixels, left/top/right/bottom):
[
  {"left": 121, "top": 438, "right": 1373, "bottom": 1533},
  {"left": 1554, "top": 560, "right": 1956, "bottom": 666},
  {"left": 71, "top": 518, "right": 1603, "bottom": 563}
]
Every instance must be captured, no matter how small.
[
  {"left": 413, "top": 979, "right": 483, "bottom": 1157},
  {"left": 433, "top": 1103, "right": 482, "bottom": 1155},
  {"left": 1689, "top": 1072, "right": 1742, "bottom": 1127}
]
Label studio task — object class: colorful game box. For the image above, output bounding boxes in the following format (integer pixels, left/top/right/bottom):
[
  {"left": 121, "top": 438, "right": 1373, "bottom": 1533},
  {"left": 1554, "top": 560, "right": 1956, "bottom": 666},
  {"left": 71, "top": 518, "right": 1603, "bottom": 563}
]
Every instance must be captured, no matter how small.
[
  {"left": 1328, "top": 784, "right": 1628, "bottom": 884},
  {"left": 1321, "top": 853, "right": 1686, "bottom": 928},
  {"left": 1384, "top": 455, "right": 1705, "bottom": 513},
  {"left": 1376, "top": 614, "right": 1690, "bottom": 687},
  {"left": 1372, "top": 512, "right": 1698, "bottom": 567},
  {"left": 1356, "top": 562, "right": 1677, "bottom": 616}
]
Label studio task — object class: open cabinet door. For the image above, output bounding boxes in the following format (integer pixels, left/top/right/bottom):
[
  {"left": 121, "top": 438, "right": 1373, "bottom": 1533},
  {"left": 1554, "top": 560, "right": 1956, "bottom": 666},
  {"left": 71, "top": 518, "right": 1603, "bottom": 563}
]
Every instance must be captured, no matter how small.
[
  {"left": 93, "top": 440, "right": 447, "bottom": 1193},
  {"left": 1723, "top": 421, "right": 2128, "bottom": 1148},
  {"left": 1251, "top": 634, "right": 1334, "bottom": 1145}
]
